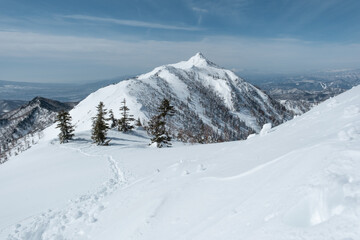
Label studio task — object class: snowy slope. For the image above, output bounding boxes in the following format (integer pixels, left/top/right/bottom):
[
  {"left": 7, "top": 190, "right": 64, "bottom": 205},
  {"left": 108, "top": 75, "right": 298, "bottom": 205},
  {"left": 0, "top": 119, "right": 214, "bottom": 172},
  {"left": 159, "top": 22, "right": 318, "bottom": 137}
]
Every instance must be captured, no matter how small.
[
  {"left": 1, "top": 84, "right": 360, "bottom": 239},
  {"left": 68, "top": 53, "right": 292, "bottom": 142}
]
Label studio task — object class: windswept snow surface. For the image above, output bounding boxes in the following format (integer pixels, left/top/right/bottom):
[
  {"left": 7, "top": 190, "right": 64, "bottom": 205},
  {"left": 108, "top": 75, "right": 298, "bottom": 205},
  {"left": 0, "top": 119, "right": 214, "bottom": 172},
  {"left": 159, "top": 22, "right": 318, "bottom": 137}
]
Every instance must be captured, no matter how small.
[{"left": 1, "top": 86, "right": 360, "bottom": 239}]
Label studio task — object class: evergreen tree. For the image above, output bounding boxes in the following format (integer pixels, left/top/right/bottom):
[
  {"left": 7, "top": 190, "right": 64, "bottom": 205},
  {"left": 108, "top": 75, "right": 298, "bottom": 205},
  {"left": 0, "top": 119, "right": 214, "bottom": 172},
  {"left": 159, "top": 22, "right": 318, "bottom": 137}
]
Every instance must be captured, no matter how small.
[
  {"left": 55, "top": 110, "right": 75, "bottom": 143},
  {"left": 148, "top": 98, "right": 175, "bottom": 147},
  {"left": 135, "top": 117, "right": 142, "bottom": 127},
  {"left": 91, "top": 102, "right": 109, "bottom": 145},
  {"left": 108, "top": 109, "right": 118, "bottom": 128},
  {"left": 118, "top": 98, "right": 135, "bottom": 132}
]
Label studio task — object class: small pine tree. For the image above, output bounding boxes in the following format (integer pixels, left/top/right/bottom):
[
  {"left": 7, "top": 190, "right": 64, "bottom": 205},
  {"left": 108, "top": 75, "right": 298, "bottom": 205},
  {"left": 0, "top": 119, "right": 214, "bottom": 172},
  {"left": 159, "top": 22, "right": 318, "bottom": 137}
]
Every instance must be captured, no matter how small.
[
  {"left": 91, "top": 102, "right": 109, "bottom": 145},
  {"left": 118, "top": 98, "right": 135, "bottom": 132},
  {"left": 148, "top": 98, "right": 175, "bottom": 147},
  {"left": 55, "top": 110, "right": 75, "bottom": 143},
  {"left": 108, "top": 109, "right": 118, "bottom": 128},
  {"left": 135, "top": 117, "right": 142, "bottom": 127}
]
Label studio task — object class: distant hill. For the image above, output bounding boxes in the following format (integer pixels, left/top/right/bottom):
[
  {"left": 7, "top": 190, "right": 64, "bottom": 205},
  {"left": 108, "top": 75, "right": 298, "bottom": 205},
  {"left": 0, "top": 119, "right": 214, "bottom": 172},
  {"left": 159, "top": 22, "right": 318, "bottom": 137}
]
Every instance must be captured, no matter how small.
[
  {"left": 241, "top": 69, "right": 360, "bottom": 114},
  {"left": 0, "top": 97, "right": 76, "bottom": 162}
]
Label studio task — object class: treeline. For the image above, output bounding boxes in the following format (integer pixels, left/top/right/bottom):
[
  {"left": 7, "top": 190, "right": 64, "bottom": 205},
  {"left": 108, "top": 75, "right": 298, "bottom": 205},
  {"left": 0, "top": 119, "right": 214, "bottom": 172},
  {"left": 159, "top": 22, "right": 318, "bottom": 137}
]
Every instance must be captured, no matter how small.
[{"left": 55, "top": 98, "right": 176, "bottom": 148}]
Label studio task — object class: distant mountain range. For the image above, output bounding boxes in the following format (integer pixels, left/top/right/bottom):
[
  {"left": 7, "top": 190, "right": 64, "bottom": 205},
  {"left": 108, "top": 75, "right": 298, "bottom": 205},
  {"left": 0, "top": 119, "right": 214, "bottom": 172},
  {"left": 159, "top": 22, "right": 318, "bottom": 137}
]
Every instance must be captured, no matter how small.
[
  {"left": 243, "top": 69, "right": 360, "bottom": 102},
  {"left": 2, "top": 69, "right": 359, "bottom": 116},
  {"left": 237, "top": 69, "right": 360, "bottom": 114}
]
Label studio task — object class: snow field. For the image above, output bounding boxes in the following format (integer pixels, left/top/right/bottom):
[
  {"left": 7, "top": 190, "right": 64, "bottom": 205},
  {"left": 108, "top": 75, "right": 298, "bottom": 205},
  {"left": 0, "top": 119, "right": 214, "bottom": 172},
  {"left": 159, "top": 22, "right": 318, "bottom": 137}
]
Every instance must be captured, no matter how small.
[{"left": 0, "top": 86, "right": 359, "bottom": 239}]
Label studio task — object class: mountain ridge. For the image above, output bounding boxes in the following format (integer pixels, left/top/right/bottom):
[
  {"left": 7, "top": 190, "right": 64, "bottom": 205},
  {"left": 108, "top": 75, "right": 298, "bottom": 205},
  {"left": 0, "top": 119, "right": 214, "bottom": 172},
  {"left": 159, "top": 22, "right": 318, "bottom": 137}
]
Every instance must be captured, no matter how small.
[
  {"left": 68, "top": 53, "right": 293, "bottom": 143},
  {"left": 0, "top": 97, "right": 75, "bottom": 162}
]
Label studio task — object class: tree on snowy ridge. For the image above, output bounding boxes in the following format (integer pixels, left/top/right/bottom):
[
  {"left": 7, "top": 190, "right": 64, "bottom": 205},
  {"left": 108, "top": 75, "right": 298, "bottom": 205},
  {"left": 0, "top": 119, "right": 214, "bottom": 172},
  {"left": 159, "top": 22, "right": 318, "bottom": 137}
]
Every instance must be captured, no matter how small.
[
  {"left": 108, "top": 109, "right": 118, "bottom": 128},
  {"left": 55, "top": 110, "right": 75, "bottom": 143},
  {"left": 91, "top": 102, "right": 109, "bottom": 145},
  {"left": 118, "top": 98, "right": 135, "bottom": 132},
  {"left": 147, "top": 98, "right": 175, "bottom": 147}
]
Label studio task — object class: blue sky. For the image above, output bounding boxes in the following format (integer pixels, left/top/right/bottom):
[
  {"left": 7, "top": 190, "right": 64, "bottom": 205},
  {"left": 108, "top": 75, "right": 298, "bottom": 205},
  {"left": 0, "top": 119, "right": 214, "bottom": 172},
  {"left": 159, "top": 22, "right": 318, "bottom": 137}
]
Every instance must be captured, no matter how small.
[{"left": 0, "top": 0, "right": 360, "bottom": 82}]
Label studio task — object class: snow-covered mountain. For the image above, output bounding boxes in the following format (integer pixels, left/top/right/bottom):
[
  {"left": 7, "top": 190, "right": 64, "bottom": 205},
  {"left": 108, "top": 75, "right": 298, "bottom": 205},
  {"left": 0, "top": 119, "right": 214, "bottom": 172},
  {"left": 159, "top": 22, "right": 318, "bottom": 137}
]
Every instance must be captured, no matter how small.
[
  {"left": 1, "top": 83, "right": 359, "bottom": 239},
  {"left": 0, "top": 96, "right": 75, "bottom": 141},
  {"left": 71, "top": 53, "right": 293, "bottom": 142},
  {"left": 0, "top": 97, "right": 75, "bottom": 162}
]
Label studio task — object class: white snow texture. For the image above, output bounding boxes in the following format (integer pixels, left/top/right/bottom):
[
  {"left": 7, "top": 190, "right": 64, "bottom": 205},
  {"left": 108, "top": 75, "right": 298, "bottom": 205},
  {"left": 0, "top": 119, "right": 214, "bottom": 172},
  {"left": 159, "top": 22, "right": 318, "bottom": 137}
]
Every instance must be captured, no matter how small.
[{"left": 1, "top": 70, "right": 360, "bottom": 238}]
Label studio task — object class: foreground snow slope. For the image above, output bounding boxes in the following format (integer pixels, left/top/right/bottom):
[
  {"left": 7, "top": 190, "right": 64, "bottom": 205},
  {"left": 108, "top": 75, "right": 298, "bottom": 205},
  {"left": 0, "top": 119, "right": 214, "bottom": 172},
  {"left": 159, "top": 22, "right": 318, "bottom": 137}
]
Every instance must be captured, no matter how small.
[{"left": 1, "top": 86, "right": 360, "bottom": 239}]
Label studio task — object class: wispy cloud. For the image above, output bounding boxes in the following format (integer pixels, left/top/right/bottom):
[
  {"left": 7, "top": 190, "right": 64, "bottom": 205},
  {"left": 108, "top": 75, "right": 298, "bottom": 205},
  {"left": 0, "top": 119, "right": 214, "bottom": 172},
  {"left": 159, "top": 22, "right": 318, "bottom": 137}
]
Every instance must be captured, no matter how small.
[
  {"left": 1, "top": 30, "right": 360, "bottom": 82},
  {"left": 62, "top": 15, "right": 202, "bottom": 31},
  {"left": 190, "top": 0, "right": 249, "bottom": 16},
  {"left": 192, "top": 7, "right": 208, "bottom": 13}
]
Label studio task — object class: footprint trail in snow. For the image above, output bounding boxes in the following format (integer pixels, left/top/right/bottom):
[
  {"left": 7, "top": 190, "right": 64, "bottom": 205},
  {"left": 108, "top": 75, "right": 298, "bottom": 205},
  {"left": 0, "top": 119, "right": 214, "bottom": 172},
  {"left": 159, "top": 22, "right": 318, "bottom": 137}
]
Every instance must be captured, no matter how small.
[{"left": 7, "top": 147, "right": 127, "bottom": 240}]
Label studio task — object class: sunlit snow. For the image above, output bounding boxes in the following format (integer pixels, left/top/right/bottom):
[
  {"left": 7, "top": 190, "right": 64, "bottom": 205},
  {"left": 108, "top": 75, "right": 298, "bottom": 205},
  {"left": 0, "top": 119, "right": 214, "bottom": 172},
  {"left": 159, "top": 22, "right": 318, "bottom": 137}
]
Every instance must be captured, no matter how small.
[{"left": 0, "top": 84, "right": 359, "bottom": 239}]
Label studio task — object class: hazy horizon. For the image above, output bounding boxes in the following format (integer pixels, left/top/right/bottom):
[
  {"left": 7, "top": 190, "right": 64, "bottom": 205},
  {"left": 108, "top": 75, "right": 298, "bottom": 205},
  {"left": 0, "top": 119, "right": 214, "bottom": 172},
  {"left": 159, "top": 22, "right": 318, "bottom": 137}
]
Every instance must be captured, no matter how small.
[{"left": 1, "top": 0, "right": 360, "bottom": 83}]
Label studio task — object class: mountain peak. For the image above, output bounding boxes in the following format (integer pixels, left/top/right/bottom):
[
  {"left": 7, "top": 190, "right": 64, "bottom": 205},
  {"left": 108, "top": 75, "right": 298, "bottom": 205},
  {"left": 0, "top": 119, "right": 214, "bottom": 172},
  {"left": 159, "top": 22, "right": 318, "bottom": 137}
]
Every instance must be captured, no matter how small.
[
  {"left": 186, "top": 52, "right": 212, "bottom": 67},
  {"left": 169, "top": 52, "right": 216, "bottom": 70},
  {"left": 28, "top": 96, "right": 73, "bottom": 112},
  {"left": 192, "top": 52, "right": 206, "bottom": 60}
]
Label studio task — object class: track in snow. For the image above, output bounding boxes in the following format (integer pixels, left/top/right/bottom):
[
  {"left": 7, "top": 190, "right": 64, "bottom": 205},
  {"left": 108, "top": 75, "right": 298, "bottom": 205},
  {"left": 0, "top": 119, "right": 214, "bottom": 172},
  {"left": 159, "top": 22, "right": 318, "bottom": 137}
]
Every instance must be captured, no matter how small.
[{"left": 6, "top": 144, "right": 127, "bottom": 240}]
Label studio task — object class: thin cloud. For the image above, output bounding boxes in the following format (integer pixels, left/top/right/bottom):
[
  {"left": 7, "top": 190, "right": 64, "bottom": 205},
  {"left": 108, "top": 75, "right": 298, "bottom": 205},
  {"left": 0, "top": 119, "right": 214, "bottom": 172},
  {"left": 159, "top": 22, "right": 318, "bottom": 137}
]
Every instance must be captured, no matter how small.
[
  {"left": 192, "top": 7, "right": 208, "bottom": 13},
  {"left": 1, "top": 31, "right": 360, "bottom": 82},
  {"left": 62, "top": 15, "right": 202, "bottom": 31},
  {"left": 190, "top": 0, "right": 249, "bottom": 16}
]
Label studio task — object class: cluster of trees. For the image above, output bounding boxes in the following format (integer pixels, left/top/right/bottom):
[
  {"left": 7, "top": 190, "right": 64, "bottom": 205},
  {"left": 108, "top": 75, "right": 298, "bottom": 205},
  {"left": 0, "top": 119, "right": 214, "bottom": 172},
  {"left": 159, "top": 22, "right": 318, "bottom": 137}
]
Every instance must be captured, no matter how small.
[
  {"left": 55, "top": 98, "right": 175, "bottom": 148},
  {"left": 90, "top": 99, "right": 137, "bottom": 145},
  {"left": 0, "top": 98, "right": 175, "bottom": 163}
]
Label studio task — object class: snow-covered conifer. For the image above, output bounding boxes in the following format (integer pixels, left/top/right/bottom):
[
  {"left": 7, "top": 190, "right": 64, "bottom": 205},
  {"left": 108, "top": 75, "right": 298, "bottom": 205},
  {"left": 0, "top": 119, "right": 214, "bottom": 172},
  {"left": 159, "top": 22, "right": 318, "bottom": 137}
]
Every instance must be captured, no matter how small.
[
  {"left": 91, "top": 102, "right": 109, "bottom": 145},
  {"left": 55, "top": 110, "right": 75, "bottom": 143},
  {"left": 148, "top": 98, "right": 175, "bottom": 147},
  {"left": 118, "top": 98, "right": 135, "bottom": 132}
]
